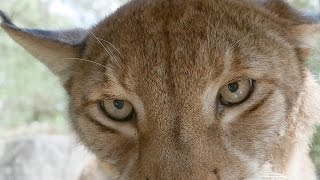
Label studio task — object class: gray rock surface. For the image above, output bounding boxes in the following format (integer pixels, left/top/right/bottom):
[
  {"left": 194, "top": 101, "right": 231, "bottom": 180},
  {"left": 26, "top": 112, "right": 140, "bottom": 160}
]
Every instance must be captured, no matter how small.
[{"left": 0, "top": 135, "right": 90, "bottom": 180}]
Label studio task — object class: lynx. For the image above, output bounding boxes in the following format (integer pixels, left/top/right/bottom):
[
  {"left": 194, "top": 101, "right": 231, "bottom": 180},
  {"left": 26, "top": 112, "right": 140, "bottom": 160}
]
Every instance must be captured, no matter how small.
[{"left": 1, "top": 0, "right": 320, "bottom": 179}]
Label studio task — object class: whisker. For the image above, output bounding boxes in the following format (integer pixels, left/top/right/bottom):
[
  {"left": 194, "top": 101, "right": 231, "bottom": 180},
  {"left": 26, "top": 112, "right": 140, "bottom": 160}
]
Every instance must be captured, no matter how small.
[
  {"left": 89, "top": 31, "right": 118, "bottom": 65},
  {"left": 215, "top": 9, "right": 227, "bottom": 35},
  {"left": 63, "top": 57, "right": 114, "bottom": 79},
  {"left": 62, "top": 57, "right": 108, "bottom": 69},
  {"left": 97, "top": 38, "right": 123, "bottom": 58},
  {"left": 229, "top": 33, "right": 257, "bottom": 52},
  {"left": 255, "top": 176, "right": 289, "bottom": 179},
  {"left": 252, "top": 172, "right": 289, "bottom": 179}
]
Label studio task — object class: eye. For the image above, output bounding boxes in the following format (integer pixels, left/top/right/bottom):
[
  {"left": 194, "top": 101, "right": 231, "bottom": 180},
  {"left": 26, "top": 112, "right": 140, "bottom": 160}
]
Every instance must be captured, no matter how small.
[
  {"left": 219, "top": 79, "right": 254, "bottom": 106},
  {"left": 99, "top": 99, "right": 134, "bottom": 121}
]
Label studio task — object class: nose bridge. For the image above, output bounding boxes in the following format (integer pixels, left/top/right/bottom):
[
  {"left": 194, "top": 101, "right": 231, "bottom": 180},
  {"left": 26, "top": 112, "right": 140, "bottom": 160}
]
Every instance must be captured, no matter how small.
[
  {"left": 136, "top": 100, "right": 214, "bottom": 179},
  {"left": 141, "top": 96, "right": 207, "bottom": 150}
]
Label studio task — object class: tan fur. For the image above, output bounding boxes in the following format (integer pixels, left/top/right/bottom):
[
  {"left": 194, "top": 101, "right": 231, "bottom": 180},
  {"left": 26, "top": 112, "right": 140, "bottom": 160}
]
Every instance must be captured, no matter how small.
[{"left": 1, "top": 0, "right": 320, "bottom": 179}]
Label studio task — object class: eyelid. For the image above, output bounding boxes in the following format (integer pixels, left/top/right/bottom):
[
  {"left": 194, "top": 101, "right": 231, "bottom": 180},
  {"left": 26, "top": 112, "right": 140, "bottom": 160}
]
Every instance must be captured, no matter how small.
[
  {"left": 97, "top": 94, "right": 130, "bottom": 102},
  {"left": 85, "top": 83, "right": 129, "bottom": 99},
  {"left": 225, "top": 77, "right": 251, "bottom": 85},
  {"left": 81, "top": 94, "right": 129, "bottom": 107},
  {"left": 85, "top": 105, "right": 138, "bottom": 138}
]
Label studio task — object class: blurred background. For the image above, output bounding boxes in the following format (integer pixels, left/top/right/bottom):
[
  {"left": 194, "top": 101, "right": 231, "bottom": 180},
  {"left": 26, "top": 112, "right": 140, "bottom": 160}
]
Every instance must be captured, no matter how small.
[{"left": 0, "top": 0, "right": 319, "bottom": 179}]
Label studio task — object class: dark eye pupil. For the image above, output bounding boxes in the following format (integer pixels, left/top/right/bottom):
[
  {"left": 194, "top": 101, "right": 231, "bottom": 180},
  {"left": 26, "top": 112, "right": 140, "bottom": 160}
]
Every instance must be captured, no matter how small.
[
  {"left": 113, "top": 100, "right": 124, "bottom": 109},
  {"left": 228, "top": 82, "right": 239, "bottom": 93}
]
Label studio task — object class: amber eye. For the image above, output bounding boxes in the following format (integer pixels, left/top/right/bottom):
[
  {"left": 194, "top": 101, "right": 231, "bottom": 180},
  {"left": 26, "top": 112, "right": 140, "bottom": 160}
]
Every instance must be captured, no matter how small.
[
  {"left": 219, "top": 79, "right": 254, "bottom": 105},
  {"left": 99, "top": 99, "right": 134, "bottom": 121}
]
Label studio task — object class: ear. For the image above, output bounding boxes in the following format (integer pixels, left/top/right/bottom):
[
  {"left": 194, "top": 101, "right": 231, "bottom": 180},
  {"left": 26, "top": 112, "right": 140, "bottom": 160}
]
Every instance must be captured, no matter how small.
[
  {"left": 254, "top": 0, "right": 320, "bottom": 61},
  {"left": 255, "top": 0, "right": 314, "bottom": 23},
  {"left": 0, "top": 10, "right": 88, "bottom": 84}
]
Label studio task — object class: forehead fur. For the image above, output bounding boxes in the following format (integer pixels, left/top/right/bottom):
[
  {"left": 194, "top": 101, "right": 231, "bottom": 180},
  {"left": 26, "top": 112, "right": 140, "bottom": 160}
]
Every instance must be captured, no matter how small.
[{"left": 76, "top": 0, "right": 302, "bottom": 103}]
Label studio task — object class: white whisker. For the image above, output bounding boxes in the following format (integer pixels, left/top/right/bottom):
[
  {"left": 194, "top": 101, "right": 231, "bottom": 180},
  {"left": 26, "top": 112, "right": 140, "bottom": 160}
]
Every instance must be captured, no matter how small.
[
  {"left": 215, "top": 9, "right": 227, "bottom": 35},
  {"left": 255, "top": 176, "right": 289, "bottom": 179},
  {"left": 252, "top": 172, "right": 289, "bottom": 179},
  {"left": 229, "top": 33, "right": 257, "bottom": 52},
  {"left": 97, "top": 38, "right": 123, "bottom": 58},
  {"left": 63, "top": 57, "right": 108, "bottom": 69},
  {"left": 89, "top": 31, "right": 118, "bottom": 65}
]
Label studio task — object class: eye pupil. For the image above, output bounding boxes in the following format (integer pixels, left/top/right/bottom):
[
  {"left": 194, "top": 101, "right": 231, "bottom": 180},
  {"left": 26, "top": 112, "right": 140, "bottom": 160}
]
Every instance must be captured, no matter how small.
[
  {"left": 228, "top": 82, "right": 239, "bottom": 93},
  {"left": 113, "top": 100, "right": 124, "bottom": 109}
]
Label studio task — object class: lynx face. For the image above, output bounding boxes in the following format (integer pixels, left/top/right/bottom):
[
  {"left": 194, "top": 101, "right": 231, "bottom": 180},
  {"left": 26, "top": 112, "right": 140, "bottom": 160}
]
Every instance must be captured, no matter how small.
[{"left": 1, "top": 0, "right": 320, "bottom": 179}]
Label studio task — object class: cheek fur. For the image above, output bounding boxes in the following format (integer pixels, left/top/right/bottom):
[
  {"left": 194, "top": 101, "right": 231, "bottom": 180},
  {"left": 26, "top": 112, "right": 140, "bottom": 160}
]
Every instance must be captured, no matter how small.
[
  {"left": 220, "top": 90, "right": 287, "bottom": 171},
  {"left": 72, "top": 111, "right": 138, "bottom": 166}
]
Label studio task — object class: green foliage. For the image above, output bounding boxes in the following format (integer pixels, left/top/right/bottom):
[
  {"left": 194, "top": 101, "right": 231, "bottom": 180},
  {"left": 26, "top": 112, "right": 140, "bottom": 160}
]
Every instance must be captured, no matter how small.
[
  {"left": 309, "top": 47, "right": 320, "bottom": 81},
  {"left": 311, "top": 126, "right": 320, "bottom": 173},
  {"left": 290, "top": 0, "right": 319, "bottom": 11},
  {"left": 0, "top": 0, "right": 73, "bottom": 130}
]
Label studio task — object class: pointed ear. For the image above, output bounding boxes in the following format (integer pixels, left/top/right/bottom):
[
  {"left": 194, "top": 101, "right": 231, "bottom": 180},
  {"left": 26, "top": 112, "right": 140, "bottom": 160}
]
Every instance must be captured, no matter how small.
[
  {"left": 291, "top": 24, "right": 320, "bottom": 61},
  {"left": 255, "top": 0, "right": 314, "bottom": 23},
  {"left": 253, "top": 0, "right": 320, "bottom": 62},
  {"left": 0, "top": 10, "right": 88, "bottom": 84},
  {"left": 289, "top": 16, "right": 320, "bottom": 62}
]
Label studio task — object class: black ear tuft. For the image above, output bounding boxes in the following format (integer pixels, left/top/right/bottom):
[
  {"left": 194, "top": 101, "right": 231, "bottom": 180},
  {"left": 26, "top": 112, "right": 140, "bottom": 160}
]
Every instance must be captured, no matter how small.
[{"left": 0, "top": 10, "right": 14, "bottom": 26}]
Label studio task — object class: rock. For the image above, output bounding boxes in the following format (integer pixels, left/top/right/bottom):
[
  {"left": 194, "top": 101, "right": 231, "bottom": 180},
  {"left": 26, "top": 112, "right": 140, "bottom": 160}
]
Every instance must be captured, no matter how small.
[{"left": 0, "top": 135, "right": 91, "bottom": 180}]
